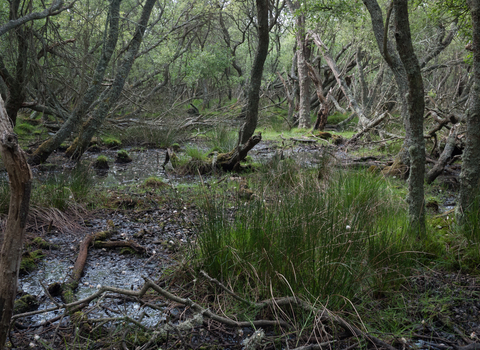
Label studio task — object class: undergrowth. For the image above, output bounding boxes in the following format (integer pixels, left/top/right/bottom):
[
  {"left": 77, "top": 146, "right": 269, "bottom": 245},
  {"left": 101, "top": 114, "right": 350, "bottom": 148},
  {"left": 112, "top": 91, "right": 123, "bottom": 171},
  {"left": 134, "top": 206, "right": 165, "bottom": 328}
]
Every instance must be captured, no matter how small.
[{"left": 196, "top": 160, "right": 419, "bottom": 307}]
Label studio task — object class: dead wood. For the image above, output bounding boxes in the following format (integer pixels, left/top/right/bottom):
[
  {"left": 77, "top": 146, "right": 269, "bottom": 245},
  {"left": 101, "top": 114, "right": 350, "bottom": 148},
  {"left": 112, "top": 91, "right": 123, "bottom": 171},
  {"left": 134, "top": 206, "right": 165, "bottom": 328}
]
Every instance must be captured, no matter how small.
[
  {"left": 426, "top": 125, "right": 458, "bottom": 184},
  {"left": 346, "top": 112, "right": 388, "bottom": 145},
  {"left": 165, "top": 134, "right": 262, "bottom": 174},
  {"left": 93, "top": 240, "right": 146, "bottom": 254}
]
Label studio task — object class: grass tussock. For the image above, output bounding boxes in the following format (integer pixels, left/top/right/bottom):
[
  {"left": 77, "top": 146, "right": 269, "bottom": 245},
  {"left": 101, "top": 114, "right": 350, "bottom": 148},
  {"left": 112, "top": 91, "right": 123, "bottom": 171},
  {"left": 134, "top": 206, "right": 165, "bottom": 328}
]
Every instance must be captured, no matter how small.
[{"left": 196, "top": 163, "right": 418, "bottom": 305}]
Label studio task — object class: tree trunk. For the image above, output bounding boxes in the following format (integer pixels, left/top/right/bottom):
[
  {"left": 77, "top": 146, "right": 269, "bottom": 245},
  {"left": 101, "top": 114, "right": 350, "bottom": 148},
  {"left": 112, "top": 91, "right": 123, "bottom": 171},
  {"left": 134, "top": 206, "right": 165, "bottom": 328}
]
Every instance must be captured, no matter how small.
[
  {"left": 286, "top": 0, "right": 310, "bottom": 129},
  {"left": 66, "top": 0, "right": 156, "bottom": 160},
  {"left": 0, "top": 95, "right": 32, "bottom": 349},
  {"left": 28, "top": 0, "right": 122, "bottom": 165},
  {"left": 458, "top": 0, "right": 480, "bottom": 221},
  {"left": 362, "top": 0, "right": 411, "bottom": 165},
  {"left": 240, "top": 0, "right": 270, "bottom": 144},
  {"left": 393, "top": 0, "right": 426, "bottom": 235}
]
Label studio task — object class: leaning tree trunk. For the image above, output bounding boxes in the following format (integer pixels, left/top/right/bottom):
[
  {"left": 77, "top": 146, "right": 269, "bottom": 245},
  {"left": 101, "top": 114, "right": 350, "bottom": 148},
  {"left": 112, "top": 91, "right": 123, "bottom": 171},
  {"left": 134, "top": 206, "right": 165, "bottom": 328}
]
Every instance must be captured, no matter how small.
[
  {"left": 458, "top": 0, "right": 480, "bottom": 221},
  {"left": 0, "top": 95, "right": 32, "bottom": 349},
  {"left": 29, "top": 0, "right": 122, "bottom": 165},
  {"left": 66, "top": 0, "right": 156, "bottom": 160},
  {"left": 393, "top": 0, "right": 426, "bottom": 235},
  {"left": 240, "top": 0, "right": 270, "bottom": 144}
]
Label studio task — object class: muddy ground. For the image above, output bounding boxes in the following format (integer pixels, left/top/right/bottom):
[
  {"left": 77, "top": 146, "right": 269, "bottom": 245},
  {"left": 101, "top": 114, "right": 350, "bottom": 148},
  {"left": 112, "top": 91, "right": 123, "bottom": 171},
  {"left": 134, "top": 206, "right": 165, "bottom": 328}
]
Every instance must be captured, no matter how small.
[{"left": 6, "top": 143, "right": 480, "bottom": 350}]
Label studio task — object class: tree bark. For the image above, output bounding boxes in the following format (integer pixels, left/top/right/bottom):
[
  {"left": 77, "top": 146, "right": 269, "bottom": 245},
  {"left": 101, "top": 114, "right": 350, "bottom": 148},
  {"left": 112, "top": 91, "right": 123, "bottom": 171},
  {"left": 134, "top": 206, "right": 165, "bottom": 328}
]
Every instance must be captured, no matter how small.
[
  {"left": 240, "top": 0, "right": 270, "bottom": 144},
  {"left": 458, "top": 0, "right": 480, "bottom": 221},
  {"left": 0, "top": 95, "right": 32, "bottom": 349},
  {"left": 286, "top": 0, "right": 310, "bottom": 128},
  {"left": 393, "top": 0, "right": 426, "bottom": 235},
  {"left": 66, "top": 0, "right": 156, "bottom": 159},
  {"left": 29, "top": 0, "right": 122, "bottom": 165},
  {"left": 426, "top": 125, "right": 457, "bottom": 184},
  {"left": 362, "top": 0, "right": 411, "bottom": 165}
]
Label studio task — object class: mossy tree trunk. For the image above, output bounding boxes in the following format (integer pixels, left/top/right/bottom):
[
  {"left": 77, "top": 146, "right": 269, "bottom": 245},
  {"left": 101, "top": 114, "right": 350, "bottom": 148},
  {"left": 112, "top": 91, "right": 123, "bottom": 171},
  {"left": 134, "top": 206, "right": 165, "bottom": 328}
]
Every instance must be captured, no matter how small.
[
  {"left": 240, "top": 0, "right": 270, "bottom": 144},
  {"left": 393, "top": 0, "right": 426, "bottom": 235},
  {"left": 0, "top": 95, "right": 32, "bottom": 349},
  {"left": 65, "top": 0, "right": 156, "bottom": 160},
  {"left": 28, "top": 0, "right": 122, "bottom": 165},
  {"left": 458, "top": 0, "right": 480, "bottom": 221}
]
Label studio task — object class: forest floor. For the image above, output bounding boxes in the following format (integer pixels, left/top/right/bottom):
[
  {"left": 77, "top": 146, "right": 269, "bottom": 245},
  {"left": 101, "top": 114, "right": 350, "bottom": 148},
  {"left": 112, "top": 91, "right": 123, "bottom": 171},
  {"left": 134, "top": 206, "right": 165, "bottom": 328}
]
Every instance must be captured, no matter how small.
[{"left": 6, "top": 137, "right": 480, "bottom": 350}]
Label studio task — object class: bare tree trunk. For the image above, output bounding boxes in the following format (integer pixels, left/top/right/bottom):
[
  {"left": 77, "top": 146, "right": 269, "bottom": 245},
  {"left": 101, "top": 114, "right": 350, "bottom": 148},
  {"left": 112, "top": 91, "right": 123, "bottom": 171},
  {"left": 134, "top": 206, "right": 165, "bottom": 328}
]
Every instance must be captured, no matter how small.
[
  {"left": 66, "top": 0, "right": 156, "bottom": 159},
  {"left": 362, "top": 0, "right": 411, "bottom": 165},
  {"left": 458, "top": 0, "right": 480, "bottom": 221},
  {"left": 393, "top": 0, "right": 426, "bottom": 235},
  {"left": 0, "top": 95, "right": 32, "bottom": 349},
  {"left": 240, "top": 0, "right": 270, "bottom": 144},
  {"left": 29, "top": 0, "right": 122, "bottom": 165},
  {"left": 286, "top": 0, "right": 310, "bottom": 128}
]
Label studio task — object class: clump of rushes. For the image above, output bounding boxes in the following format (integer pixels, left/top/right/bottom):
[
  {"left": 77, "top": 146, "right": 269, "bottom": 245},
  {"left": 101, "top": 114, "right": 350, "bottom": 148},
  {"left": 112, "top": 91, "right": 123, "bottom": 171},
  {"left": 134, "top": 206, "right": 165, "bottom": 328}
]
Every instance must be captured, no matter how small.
[
  {"left": 93, "top": 155, "right": 109, "bottom": 170},
  {"left": 115, "top": 149, "right": 133, "bottom": 163},
  {"left": 197, "top": 168, "right": 416, "bottom": 306}
]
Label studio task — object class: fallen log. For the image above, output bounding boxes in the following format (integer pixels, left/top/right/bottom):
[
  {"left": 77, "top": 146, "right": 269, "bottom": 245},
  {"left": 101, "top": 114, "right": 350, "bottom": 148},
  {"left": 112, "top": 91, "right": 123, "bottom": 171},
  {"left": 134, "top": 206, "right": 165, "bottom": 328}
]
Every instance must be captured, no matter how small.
[{"left": 165, "top": 133, "right": 262, "bottom": 174}]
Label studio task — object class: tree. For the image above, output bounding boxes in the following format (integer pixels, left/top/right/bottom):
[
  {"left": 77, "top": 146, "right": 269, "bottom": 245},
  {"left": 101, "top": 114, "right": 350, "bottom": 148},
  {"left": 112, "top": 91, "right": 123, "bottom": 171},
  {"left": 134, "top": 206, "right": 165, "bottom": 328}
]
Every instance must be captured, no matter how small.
[
  {"left": 0, "top": 95, "right": 32, "bottom": 349},
  {"left": 0, "top": 0, "right": 73, "bottom": 125},
  {"left": 458, "top": 0, "right": 480, "bottom": 220},
  {"left": 64, "top": 0, "right": 157, "bottom": 159},
  {"left": 240, "top": 0, "right": 271, "bottom": 143},
  {"left": 392, "top": 0, "right": 426, "bottom": 234},
  {"left": 29, "top": 0, "right": 122, "bottom": 165},
  {"left": 286, "top": 0, "right": 311, "bottom": 129}
]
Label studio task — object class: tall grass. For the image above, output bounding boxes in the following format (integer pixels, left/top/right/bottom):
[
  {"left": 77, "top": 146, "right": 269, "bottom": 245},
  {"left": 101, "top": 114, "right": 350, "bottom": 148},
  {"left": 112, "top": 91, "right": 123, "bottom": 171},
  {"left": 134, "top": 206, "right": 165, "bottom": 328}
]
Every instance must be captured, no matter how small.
[
  {"left": 207, "top": 126, "right": 238, "bottom": 153},
  {"left": 197, "top": 167, "right": 416, "bottom": 304},
  {"left": 31, "top": 165, "right": 96, "bottom": 211}
]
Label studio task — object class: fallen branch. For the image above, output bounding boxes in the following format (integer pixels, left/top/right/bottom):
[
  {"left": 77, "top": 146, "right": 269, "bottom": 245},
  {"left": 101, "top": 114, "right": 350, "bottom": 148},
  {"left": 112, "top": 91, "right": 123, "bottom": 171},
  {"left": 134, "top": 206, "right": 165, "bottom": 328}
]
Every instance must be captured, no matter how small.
[
  {"left": 346, "top": 112, "right": 389, "bottom": 145},
  {"left": 426, "top": 125, "right": 458, "bottom": 184}
]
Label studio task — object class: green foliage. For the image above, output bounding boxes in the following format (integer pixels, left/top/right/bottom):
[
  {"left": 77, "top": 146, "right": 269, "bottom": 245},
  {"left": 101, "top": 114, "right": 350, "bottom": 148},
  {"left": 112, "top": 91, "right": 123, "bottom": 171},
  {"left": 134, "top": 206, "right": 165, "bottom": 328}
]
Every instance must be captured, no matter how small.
[
  {"left": 14, "top": 123, "right": 37, "bottom": 135},
  {"left": 197, "top": 168, "right": 416, "bottom": 304}
]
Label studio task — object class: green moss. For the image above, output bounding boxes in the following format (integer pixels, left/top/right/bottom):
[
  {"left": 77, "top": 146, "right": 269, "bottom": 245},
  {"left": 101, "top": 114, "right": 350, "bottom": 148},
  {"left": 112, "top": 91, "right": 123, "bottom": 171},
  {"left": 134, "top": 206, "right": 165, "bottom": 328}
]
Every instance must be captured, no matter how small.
[
  {"left": 14, "top": 294, "right": 39, "bottom": 314},
  {"left": 14, "top": 123, "right": 37, "bottom": 135},
  {"left": 20, "top": 249, "right": 45, "bottom": 274},
  {"left": 120, "top": 247, "right": 136, "bottom": 255},
  {"left": 93, "top": 155, "right": 109, "bottom": 170},
  {"left": 102, "top": 136, "right": 122, "bottom": 148},
  {"left": 115, "top": 150, "right": 133, "bottom": 163},
  {"left": 143, "top": 176, "right": 168, "bottom": 189},
  {"left": 32, "top": 237, "right": 58, "bottom": 249}
]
